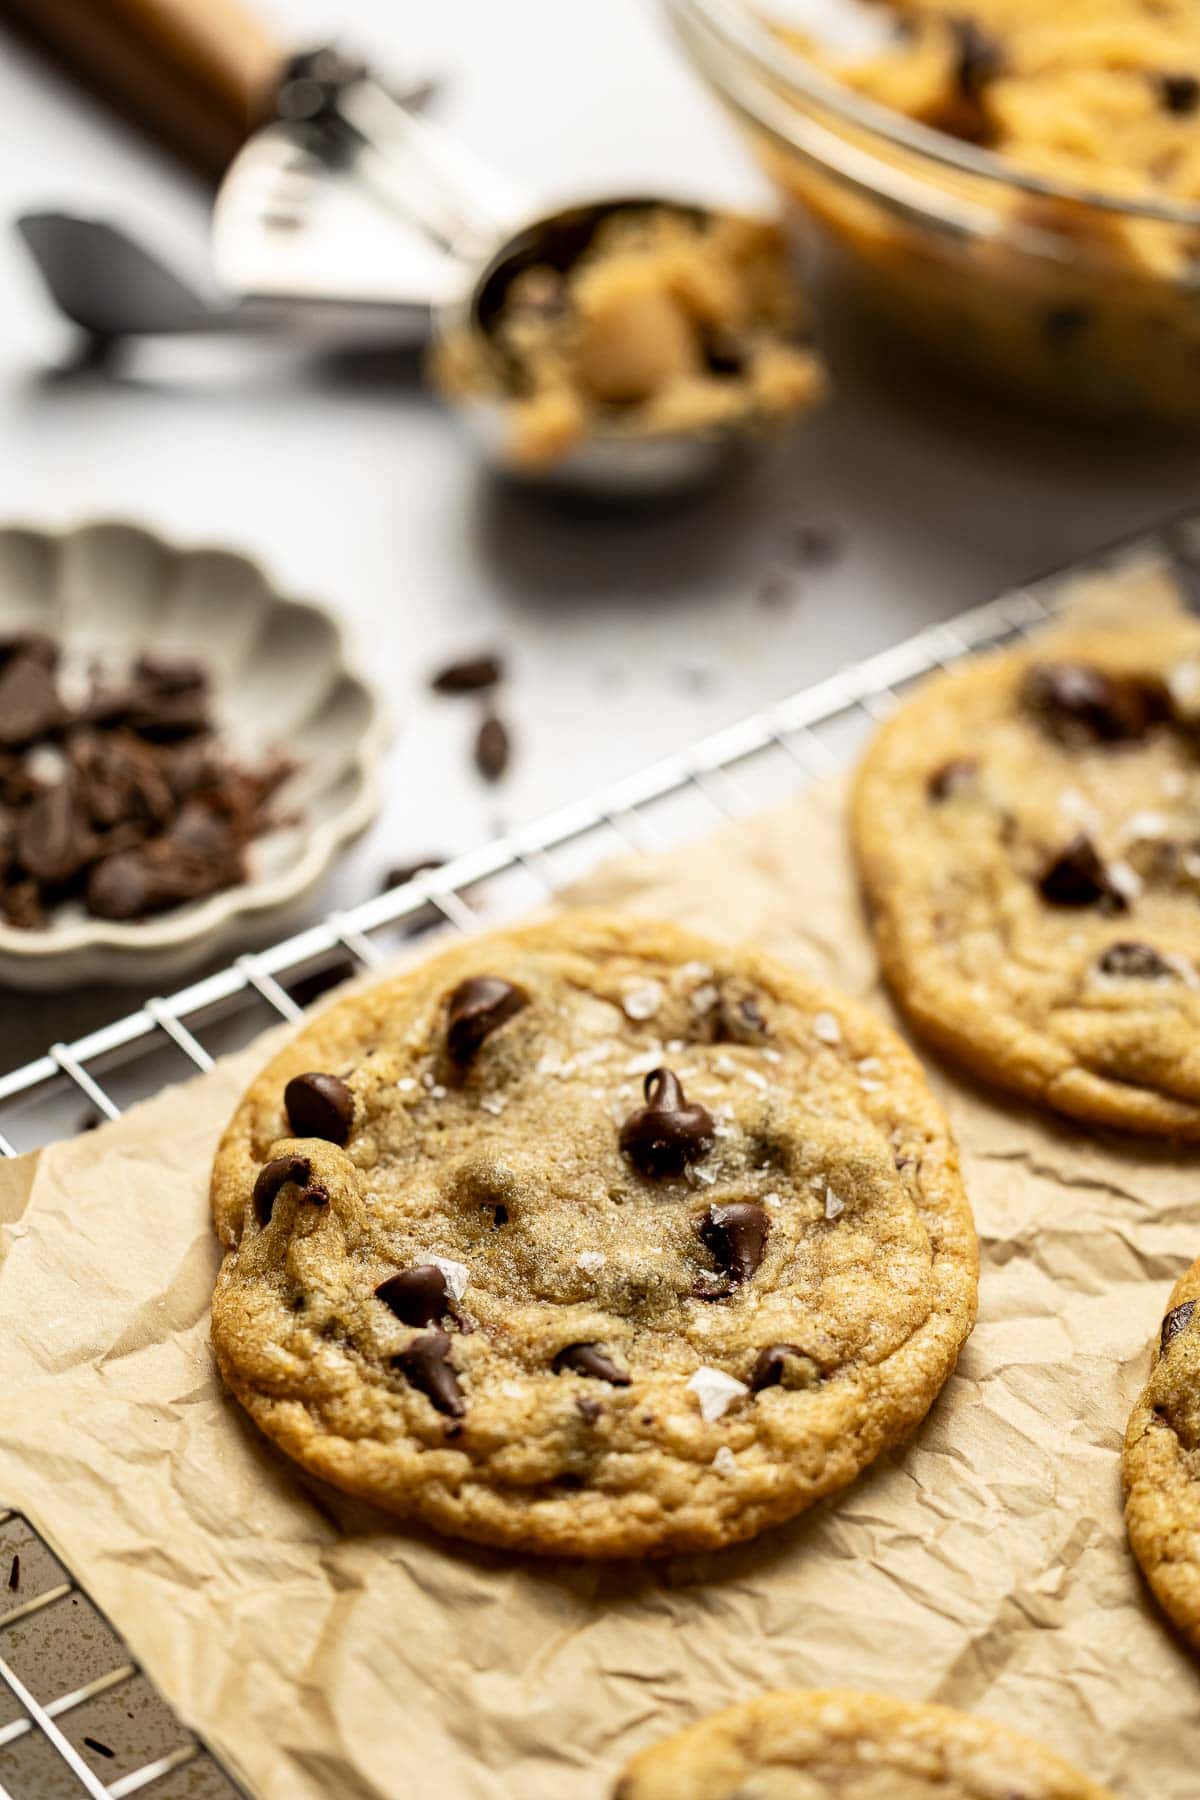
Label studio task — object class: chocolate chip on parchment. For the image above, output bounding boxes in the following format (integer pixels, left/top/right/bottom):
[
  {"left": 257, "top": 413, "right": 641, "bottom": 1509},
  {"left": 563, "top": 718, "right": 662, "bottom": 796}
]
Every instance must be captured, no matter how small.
[
  {"left": 749, "top": 1344, "right": 806, "bottom": 1392},
  {"left": 1038, "top": 835, "right": 1127, "bottom": 911},
  {"left": 7, "top": 1553, "right": 18, "bottom": 1591},
  {"left": 1097, "top": 941, "right": 1177, "bottom": 980},
  {"left": 553, "top": 1343, "right": 631, "bottom": 1385},
  {"left": 446, "top": 974, "right": 529, "bottom": 1063},
  {"left": 253, "top": 1154, "right": 321, "bottom": 1227},
  {"left": 1022, "top": 661, "right": 1168, "bottom": 742},
  {"left": 1162, "top": 1301, "right": 1196, "bottom": 1355},
  {"left": 474, "top": 712, "right": 511, "bottom": 783},
  {"left": 375, "top": 1265, "right": 453, "bottom": 1328},
  {"left": 430, "top": 653, "right": 503, "bottom": 695},
  {"left": 395, "top": 1329, "right": 465, "bottom": 1417},
  {"left": 927, "top": 757, "right": 978, "bottom": 802},
  {"left": 83, "top": 1738, "right": 115, "bottom": 1760},
  {"left": 1158, "top": 72, "right": 1200, "bottom": 115},
  {"left": 619, "top": 1068, "right": 714, "bottom": 1179},
  {"left": 699, "top": 1202, "right": 770, "bottom": 1285},
  {"left": 284, "top": 1072, "right": 355, "bottom": 1145}
]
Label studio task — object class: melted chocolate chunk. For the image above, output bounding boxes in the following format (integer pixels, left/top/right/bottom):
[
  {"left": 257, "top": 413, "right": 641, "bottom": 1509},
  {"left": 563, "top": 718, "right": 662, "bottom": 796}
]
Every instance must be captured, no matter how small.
[
  {"left": 1097, "top": 941, "right": 1176, "bottom": 980},
  {"left": 553, "top": 1342, "right": 631, "bottom": 1385},
  {"left": 1158, "top": 71, "right": 1200, "bottom": 115},
  {"left": 446, "top": 974, "right": 529, "bottom": 1063},
  {"left": 749, "top": 1343, "right": 806, "bottom": 1392},
  {"left": 395, "top": 1329, "right": 465, "bottom": 1417},
  {"left": 375, "top": 1265, "right": 453, "bottom": 1328},
  {"left": 1162, "top": 1300, "right": 1196, "bottom": 1355},
  {"left": 619, "top": 1068, "right": 714, "bottom": 1179},
  {"left": 430, "top": 653, "right": 503, "bottom": 695},
  {"left": 950, "top": 16, "right": 1004, "bottom": 104},
  {"left": 284, "top": 1072, "right": 355, "bottom": 1145},
  {"left": 1038, "top": 835, "right": 1126, "bottom": 911},
  {"left": 927, "top": 757, "right": 978, "bottom": 802},
  {"left": 1022, "top": 661, "right": 1169, "bottom": 743},
  {"left": 253, "top": 1154, "right": 322, "bottom": 1227},
  {"left": 699, "top": 1202, "right": 770, "bottom": 1285}
]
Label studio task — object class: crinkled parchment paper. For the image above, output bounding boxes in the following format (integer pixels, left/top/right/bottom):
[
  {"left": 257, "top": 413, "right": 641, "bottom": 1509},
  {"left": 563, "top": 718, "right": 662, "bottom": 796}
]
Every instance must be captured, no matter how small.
[{"left": 1, "top": 566, "right": 1198, "bottom": 1799}]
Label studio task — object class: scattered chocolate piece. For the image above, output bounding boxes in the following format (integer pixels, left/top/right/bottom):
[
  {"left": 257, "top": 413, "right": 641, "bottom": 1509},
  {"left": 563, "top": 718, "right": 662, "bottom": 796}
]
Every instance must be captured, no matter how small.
[
  {"left": 950, "top": 16, "right": 1004, "bottom": 105},
  {"left": 553, "top": 1343, "right": 631, "bottom": 1385},
  {"left": 253, "top": 1154, "right": 320, "bottom": 1227},
  {"left": 750, "top": 1343, "right": 806, "bottom": 1392},
  {"left": 395, "top": 1328, "right": 465, "bottom": 1416},
  {"left": 446, "top": 974, "right": 529, "bottom": 1063},
  {"left": 83, "top": 1738, "right": 115, "bottom": 1760},
  {"left": 287, "top": 953, "right": 357, "bottom": 1009},
  {"left": 16, "top": 780, "right": 92, "bottom": 884},
  {"left": 1023, "top": 661, "right": 1168, "bottom": 742},
  {"left": 700, "top": 1202, "right": 770, "bottom": 1285},
  {"left": 575, "top": 1396, "right": 603, "bottom": 1425},
  {"left": 383, "top": 856, "right": 445, "bottom": 891},
  {"left": 1038, "top": 835, "right": 1126, "bottom": 911},
  {"left": 927, "top": 758, "right": 978, "bottom": 802},
  {"left": 619, "top": 1068, "right": 714, "bottom": 1179},
  {"left": 1162, "top": 1301, "right": 1196, "bottom": 1355},
  {"left": 7, "top": 1553, "right": 18, "bottom": 1591},
  {"left": 284, "top": 1072, "right": 355, "bottom": 1145},
  {"left": 376, "top": 1265, "right": 453, "bottom": 1328},
  {"left": 430, "top": 653, "right": 503, "bottom": 695},
  {"left": 474, "top": 712, "right": 511, "bottom": 783},
  {"left": 1097, "top": 942, "right": 1177, "bottom": 980},
  {"left": 0, "top": 643, "right": 64, "bottom": 747},
  {"left": 1158, "top": 72, "right": 1200, "bottom": 115}
]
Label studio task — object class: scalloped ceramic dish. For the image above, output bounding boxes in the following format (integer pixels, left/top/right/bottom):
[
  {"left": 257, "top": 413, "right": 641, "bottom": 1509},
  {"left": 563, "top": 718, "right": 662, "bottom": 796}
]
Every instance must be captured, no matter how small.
[{"left": 0, "top": 521, "right": 387, "bottom": 989}]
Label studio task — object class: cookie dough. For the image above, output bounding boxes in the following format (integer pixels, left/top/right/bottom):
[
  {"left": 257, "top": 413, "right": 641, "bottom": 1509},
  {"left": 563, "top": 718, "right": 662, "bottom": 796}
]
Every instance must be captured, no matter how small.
[
  {"left": 210, "top": 913, "right": 976, "bottom": 1558},
  {"left": 613, "top": 1689, "right": 1115, "bottom": 1798},
  {"left": 1124, "top": 1255, "right": 1200, "bottom": 1651},
  {"left": 853, "top": 615, "right": 1200, "bottom": 1135},
  {"left": 432, "top": 205, "right": 825, "bottom": 468}
]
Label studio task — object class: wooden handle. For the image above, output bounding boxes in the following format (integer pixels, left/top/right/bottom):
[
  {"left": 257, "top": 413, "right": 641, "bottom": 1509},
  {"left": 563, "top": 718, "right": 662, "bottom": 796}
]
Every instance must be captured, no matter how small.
[{"left": 0, "top": 0, "right": 284, "bottom": 178}]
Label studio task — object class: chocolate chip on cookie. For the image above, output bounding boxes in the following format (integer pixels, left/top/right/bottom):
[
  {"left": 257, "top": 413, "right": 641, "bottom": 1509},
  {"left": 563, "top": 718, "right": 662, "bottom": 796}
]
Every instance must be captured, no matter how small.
[
  {"left": 376, "top": 1265, "right": 455, "bottom": 1328},
  {"left": 395, "top": 1329, "right": 465, "bottom": 1417},
  {"left": 1037, "top": 835, "right": 1127, "bottom": 910},
  {"left": 553, "top": 1343, "right": 631, "bottom": 1385},
  {"left": 1096, "top": 941, "right": 1177, "bottom": 980},
  {"left": 927, "top": 758, "right": 978, "bottom": 801},
  {"left": 446, "top": 975, "right": 529, "bottom": 1063},
  {"left": 699, "top": 1202, "right": 769, "bottom": 1286},
  {"left": 749, "top": 1343, "right": 808, "bottom": 1392},
  {"left": 1161, "top": 1300, "right": 1196, "bottom": 1355},
  {"left": 253, "top": 1154, "right": 322, "bottom": 1226},
  {"left": 284, "top": 1072, "right": 355, "bottom": 1145},
  {"left": 1157, "top": 71, "right": 1200, "bottom": 115},
  {"left": 619, "top": 1068, "right": 714, "bottom": 1178},
  {"left": 1023, "top": 661, "right": 1168, "bottom": 743}
]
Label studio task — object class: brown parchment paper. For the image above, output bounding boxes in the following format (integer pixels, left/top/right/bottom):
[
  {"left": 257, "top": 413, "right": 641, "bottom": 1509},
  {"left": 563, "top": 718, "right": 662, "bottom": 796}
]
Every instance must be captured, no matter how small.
[{"left": 2, "top": 570, "right": 1200, "bottom": 1800}]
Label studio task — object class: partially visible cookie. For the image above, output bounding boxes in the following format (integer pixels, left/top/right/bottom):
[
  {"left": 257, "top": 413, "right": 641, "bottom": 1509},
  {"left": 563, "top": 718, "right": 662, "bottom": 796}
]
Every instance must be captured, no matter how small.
[
  {"left": 210, "top": 912, "right": 976, "bottom": 1558},
  {"left": 613, "top": 1689, "right": 1115, "bottom": 1799},
  {"left": 1124, "top": 1255, "right": 1200, "bottom": 1650},
  {"left": 853, "top": 617, "right": 1200, "bottom": 1135}
]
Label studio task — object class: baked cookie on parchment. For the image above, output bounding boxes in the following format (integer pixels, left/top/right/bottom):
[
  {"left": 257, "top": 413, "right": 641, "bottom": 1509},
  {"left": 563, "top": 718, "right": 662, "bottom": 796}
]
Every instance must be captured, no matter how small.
[
  {"left": 210, "top": 913, "right": 976, "bottom": 1557},
  {"left": 1124, "top": 1255, "right": 1200, "bottom": 1652},
  {"left": 854, "top": 617, "right": 1200, "bottom": 1135},
  {"left": 613, "top": 1689, "right": 1115, "bottom": 1799}
]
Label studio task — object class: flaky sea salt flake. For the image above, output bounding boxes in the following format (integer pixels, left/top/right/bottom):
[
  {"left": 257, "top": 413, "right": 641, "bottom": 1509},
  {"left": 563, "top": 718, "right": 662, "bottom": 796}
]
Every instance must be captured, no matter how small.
[
  {"left": 713, "top": 1446, "right": 737, "bottom": 1477},
  {"left": 687, "top": 1366, "right": 748, "bottom": 1423},
  {"left": 812, "top": 1011, "right": 841, "bottom": 1046},
  {"left": 427, "top": 1255, "right": 469, "bottom": 1302},
  {"left": 577, "top": 1250, "right": 607, "bottom": 1273}
]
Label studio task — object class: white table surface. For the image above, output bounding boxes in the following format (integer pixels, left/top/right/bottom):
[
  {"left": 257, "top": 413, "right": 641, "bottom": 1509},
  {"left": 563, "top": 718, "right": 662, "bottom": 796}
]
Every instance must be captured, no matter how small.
[{"left": 0, "top": 0, "right": 1197, "bottom": 1078}]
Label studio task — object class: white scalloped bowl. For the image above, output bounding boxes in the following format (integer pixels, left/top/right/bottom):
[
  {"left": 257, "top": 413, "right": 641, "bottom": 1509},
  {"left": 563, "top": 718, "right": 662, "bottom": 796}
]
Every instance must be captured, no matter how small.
[{"left": 0, "top": 521, "right": 388, "bottom": 989}]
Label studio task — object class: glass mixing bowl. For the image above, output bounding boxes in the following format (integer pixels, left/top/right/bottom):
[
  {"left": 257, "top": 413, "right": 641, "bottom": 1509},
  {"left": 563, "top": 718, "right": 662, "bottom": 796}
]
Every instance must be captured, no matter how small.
[{"left": 666, "top": 0, "right": 1200, "bottom": 425}]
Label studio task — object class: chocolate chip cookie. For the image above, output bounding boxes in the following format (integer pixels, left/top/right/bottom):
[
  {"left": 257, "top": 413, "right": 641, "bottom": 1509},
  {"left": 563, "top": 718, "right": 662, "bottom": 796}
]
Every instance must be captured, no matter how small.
[
  {"left": 1124, "top": 1255, "right": 1200, "bottom": 1651},
  {"left": 613, "top": 1690, "right": 1114, "bottom": 1798},
  {"left": 854, "top": 618, "right": 1200, "bottom": 1135},
  {"left": 210, "top": 913, "right": 976, "bottom": 1557}
]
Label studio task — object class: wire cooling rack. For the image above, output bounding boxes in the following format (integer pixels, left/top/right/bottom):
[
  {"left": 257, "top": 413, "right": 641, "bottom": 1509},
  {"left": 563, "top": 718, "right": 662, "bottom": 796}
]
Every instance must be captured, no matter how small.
[{"left": 0, "top": 508, "right": 1195, "bottom": 1799}]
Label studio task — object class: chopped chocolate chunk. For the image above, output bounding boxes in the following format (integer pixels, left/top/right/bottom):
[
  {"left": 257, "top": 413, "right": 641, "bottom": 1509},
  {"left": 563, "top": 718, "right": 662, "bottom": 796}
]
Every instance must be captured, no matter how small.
[
  {"left": 927, "top": 757, "right": 978, "bottom": 801},
  {"left": 1038, "top": 835, "right": 1127, "bottom": 911},
  {"left": 430, "top": 653, "right": 503, "bottom": 695},
  {"left": 253, "top": 1153, "right": 315, "bottom": 1227},
  {"left": 950, "top": 16, "right": 1004, "bottom": 104},
  {"left": 474, "top": 711, "right": 511, "bottom": 783},
  {"left": 619, "top": 1067, "right": 714, "bottom": 1179},
  {"left": 1097, "top": 941, "right": 1177, "bottom": 980},
  {"left": 7, "top": 1553, "right": 18, "bottom": 1591},
  {"left": 1158, "top": 72, "right": 1200, "bottom": 115},
  {"left": 553, "top": 1342, "right": 631, "bottom": 1385},
  {"left": 750, "top": 1343, "right": 806, "bottom": 1392},
  {"left": 0, "top": 644, "right": 64, "bottom": 748},
  {"left": 284, "top": 1072, "right": 355, "bottom": 1145},
  {"left": 376, "top": 1265, "right": 453, "bottom": 1328},
  {"left": 1023, "top": 661, "right": 1169, "bottom": 742},
  {"left": 446, "top": 974, "right": 529, "bottom": 1063},
  {"left": 699, "top": 1201, "right": 770, "bottom": 1285},
  {"left": 1162, "top": 1300, "right": 1196, "bottom": 1355},
  {"left": 15, "top": 779, "right": 92, "bottom": 884},
  {"left": 395, "top": 1328, "right": 465, "bottom": 1417},
  {"left": 83, "top": 1738, "right": 115, "bottom": 1760}
]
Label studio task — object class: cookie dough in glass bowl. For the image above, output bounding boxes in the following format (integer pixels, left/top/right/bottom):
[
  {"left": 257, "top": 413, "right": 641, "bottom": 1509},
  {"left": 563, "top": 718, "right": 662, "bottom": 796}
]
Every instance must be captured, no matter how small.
[{"left": 667, "top": 0, "right": 1200, "bottom": 425}]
